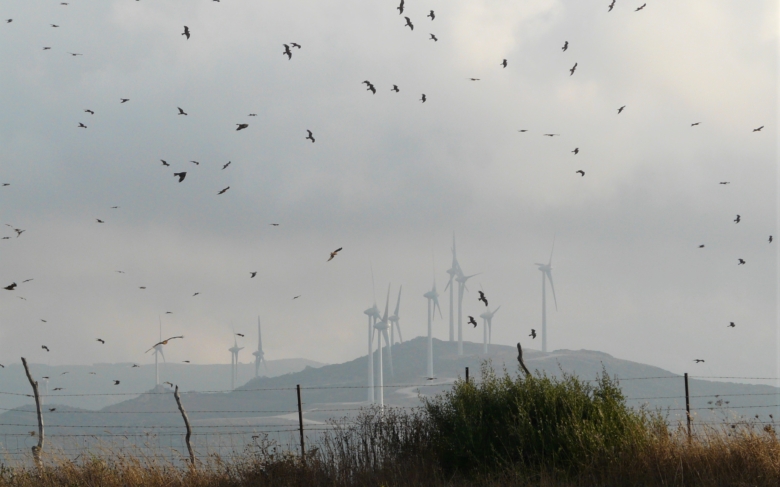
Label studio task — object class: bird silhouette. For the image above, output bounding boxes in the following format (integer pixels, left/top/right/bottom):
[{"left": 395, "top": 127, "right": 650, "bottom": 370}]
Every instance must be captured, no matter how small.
[
  {"left": 420, "top": 94, "right": 427, "bottom": 103},
  {"left": 529, "top": 329, "right": 537, "bottom": 339},
  {"left": 43, "top": 47, "right": 51, "bottom": 50},
  {"left": 293, "top": 295, "right": 301, "bottom": 299},
  {"left": 428, "top": 10, "right": 435, "bottom": 20},
  {"left": 738, "top": 259, "right": 746, "bottom": 265},
  {"left": 576, "top": 170, "right": 585, "bottom": 176},
  {"left": 51, "top": 24, "right": 59, "bottom": 28},
  {"left": 478, "top": 291, "right": 488, "bottom": 306},
  {"left": 501, "top": 59, "right": 507, "bottom": 68},
  {"left": 131, "top": 364, "right": 139, "bottom": 368},
  {"left": 562, "top": 41, "right": 568, "bottom": 52},
  {"left": 468, "top": 78, "right": 480, "bottom": 81},
  {"left": 328, "top": 247, "right": 342, "bottom": 261},
  {"left": 42, "top": 346, "right": 50, "bottom": 352},
  {"left": 145, "top": 336, "right": 184, "bottom": 353},
  {"left": 248, "top": 113, "right": 257, "bottom": 116},
  {"left": 236, "top": 333, "right": 244, "bottom": 337},
  {"left": 430, "top": 34, "right": 438, "bottom": 42},
  {"left": 53, "top": 388, "right": 63, "bottom": 391},
  {"left": 753, "top": 126, "right": 764, "bottom": 132},
  {"left": 161, "top": 160, "right": 170, "bottom": 166},
  {"left": 96, "top": 339, "right": 105, "bottom": 344},
  {"left": 67, "top": 52, "right": 82, "bottom": 56},
  {"left": 250, "top": 272, "right": 257, "bottom": 278},
  {"left": 48, "top": 408, "right": 55, "bottom": 412},
  {"left": 618, "top": 105, "right": 626, "bottom": 114},
  {"left": 217, "top": 186, "right": 230, "bottom": 195},
  {"left": 283, "top": 44, "right": 292, "bottom": 60},
  {"left": 306, "top": 130, "right": 315, "bottom": 142},
  {"left": 397, "top": 0, "right": 404, "bottom": 14},
  {"left": 543, "top": 133, "right": 559, "bottom": 137},
  {"left": 190, "top": 160, "right": 199, "bottom": 165},
  {"left": 22, "top": 278, "right": 33, "bottom": 283},
  {"left": 728, "top": 322, "right": 735, "bottom": 328},
  {"left": 366, "top": 84, "right": 376, "bottom": 94},
  {"left": 719, "top": 182, "right": 729, "bottom": 185},
  {"left": 770, "top": 236, "right": 773, "bottom": 243},
  {"left": 222, "top": 161, "right": 231, "bottom": 170},
  {"left": 4, "top": 283, "right": 16, "bottom": 290},
  {"left": 177, "top": 107, "right": 187, "bottom": 116},
  {"left": 691, "top": 122, "right": 700, "bottom": 126},
  {"left": 96, "top": 219, "right": 104, "bottom": 223},
  {"left": 78, "top": 123, "right": 87, "bottom": 129},
  {"left": 183, "top": 360, "right": 190, "bottom": 363},
  {"left": 694, "top": 359, "right": 704, "bottom": 363},
  {"left": 636, "top": 3, "right": 646, "bottom": 11},
  {"left": 391, "top": 85, "right": 400, "bottom": 92},
  {"left": 120, "top": 98, "right": 129, "bottom": 103},
  {"left": 404, "top": 17, "right": 414, "bottom": 30},
  {"left": 182, "top": 26, "right": 190, "bottom": 39},
  {"left": 569, "top": 63, "right": 577, "bottom": 75},
  {"left": 173, "top": 172, "right": 187, "bottom": 182},
  {"left": 608, "top": 0, "right": 615, "bottom": 12},
  {"left": 468, "top": 316, "right": 477, "bottom": 327},
  {"left": 699, "top": 245, "right": 705, "bottom": 248},
  {"left": 572, "top": 148, "right": 579, "bottom": 155},
  {"left": 518, "top": 130, "right": 528, "bottom": 132},
  {"left": 270, "top": 223, "right": 280, "bottom": 226},
  {"left": 193, "top": 292, "right": 199, "bottom": 296},
  {"left": 290, "top": 42, "right": 301, "bottom": 49},
  {"left": 734, "top": 215, "right": 740, "bottom": 223},
  {"left": 113, "top": 380, "right": 120, "bottom": 385},
  {"left": 84, "top": 109, "right": 94, "bottom": 115},
  {"left": 236, "top": 124, "right": 249, "bottom": 131},
  {"left": 6, "top": 19, "right": 11, "bottom": 23}
]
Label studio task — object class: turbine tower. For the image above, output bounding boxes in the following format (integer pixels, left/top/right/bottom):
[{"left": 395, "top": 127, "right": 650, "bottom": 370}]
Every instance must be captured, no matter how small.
[
  {"left": 479, "top": 306, "right": 501, "bottom": 354},
  {"left": 153, "top": 316, "right": 165, "bottom": 386},
  {"left": 253, "top": 317, "right": 267, "bottom": 377},
  {"left": 445, "top": 235, "right": 460, "bottom": 342},
  {"left": 387, "top": 285, "right": 403, "bottom": 377},
  {"left": 229, "top": 335, "right": 244, "bottom": 390},
  {"left": 535, "top": 238, "right": 558, "bottom": 353},
  {"left": 373, "top": 285, "right": 391, "bottom": 410},
  {"left": 423, "top": 279, "right": 442, "bottom": 378},
  {"left": 455, "top": 270, "right": 479, "bottom": 355},
  {"left": 363, "top": 268, "right": 381, "bottom": 402}
]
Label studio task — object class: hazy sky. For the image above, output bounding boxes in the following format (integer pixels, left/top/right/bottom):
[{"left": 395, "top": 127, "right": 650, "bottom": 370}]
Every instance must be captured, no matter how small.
[{"left": 0, "top": 1, "right": 777, "bottom": 383}]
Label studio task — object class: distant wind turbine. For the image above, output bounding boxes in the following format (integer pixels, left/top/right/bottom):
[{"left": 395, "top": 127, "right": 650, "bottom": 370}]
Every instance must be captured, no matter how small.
[
  {"left": 423, "top": 274, "right": 443, "bottom": 379},
  {"left": 388, "top": 285, "right": 403, "bottom": 376},
  {"left": 535, "top": 237, "right": 558, "bottom": 353},
  {"left": 373, "top": 286, "right": 392, "bottom": 410},
  {"left": 229, "top": 332, "right": 244, "bottom": 390},
  {"left": 363, "top": 267, "right": 381, "bottom": 402},
  {"left": 153, "top": 317, "right": 165, "bottom": 386},
  {"left": 479, "top": 305, "right": 501, "bottom": 354},
  {"left": 252, "top": 317, "right": 267, "bottom": 377}
]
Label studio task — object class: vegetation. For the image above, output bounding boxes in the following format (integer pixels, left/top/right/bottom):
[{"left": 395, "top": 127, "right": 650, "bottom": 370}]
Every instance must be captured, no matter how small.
[{"left": 1, "top": 363, "right": 778, "bottom": 486}]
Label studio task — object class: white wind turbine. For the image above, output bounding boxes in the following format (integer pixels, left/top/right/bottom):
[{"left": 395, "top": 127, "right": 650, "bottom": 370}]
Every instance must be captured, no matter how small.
[
  {"left": 373, "top": 285, "right": 391, "bottom": 409},
  {"left": 535, "top": 238, "right": 558, "bottom": 353},
  {"left": 153, "top": 316, "right": 165, "bottom": 386},
  {"left": 387, "top": 286, "right": 403, "bottom": 377},
  {"left": 229, "top": 333, "right": 244, "bottom": 390},
  {"left": 445, "top": 235, "right": 460, "bottom": 342},
  {"left": 423, "top": 278, "right": 443, "bottom": 378},
  {"left": 479, "top": 306, "right": 501, "bottom": 354},
  {"left": 363, "top": 268, "right": 381, "bottom": 402},
  {"left": 253, "top": 317, "right": 267, "bottom": 378},
  {"left": 455, "top": 270, "right": 480, "bottom": 356}
]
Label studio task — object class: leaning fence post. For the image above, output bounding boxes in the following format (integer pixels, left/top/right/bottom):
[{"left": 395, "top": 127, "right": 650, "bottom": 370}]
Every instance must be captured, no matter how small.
[
  {"left": 173, "top": 385, "right": 195, "bottom": 465},
  {"left": 296, "top": 384, "right": 305, "bottom": 460},
  {"left": 21, "top": 357, "right": 44, "bottom": 469},
  {"left": 465, "top": 367, "right": 469, "bottom": 384},
  {"left": 684, "top": 372, "right": 692, "bottom": 442},
  {"left": 516, "top": 343, "right": 531, "bottom": 378}
]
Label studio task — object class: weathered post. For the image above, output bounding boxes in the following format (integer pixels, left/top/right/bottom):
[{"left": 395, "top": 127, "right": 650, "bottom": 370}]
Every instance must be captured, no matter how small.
[
  {"left": 516, "top": 343, "right": 531, "bottom": 378},
  {"left": 296, "top": 384, "right": 305, "bottom": 460},
  {"left": 21, "top": 357, "right": 44, "bottom": 469},
  {"left": 465, "top": 367, "right": 469, "bottom": 384},
  {"left": 173, "top": 385, "right": 195, "bottom": 465},
  {"left": 684, "top": 373, "right": 692, "bottom": 442}
]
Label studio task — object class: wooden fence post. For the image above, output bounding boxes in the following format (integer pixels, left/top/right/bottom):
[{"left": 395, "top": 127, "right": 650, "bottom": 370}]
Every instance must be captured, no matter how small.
[
  {"left": 173, "top": 385, "right": 195, "bottom": 466},
  {"left": 516, "top": 343, "right": 531, "bottom": 378},
  {"left": 21, "top": 357, "right": 44, "bottom": 469},
  {"left": 684, "top": 373, "right": 692, "bottom": 442},
  {"left": 465, "top": 367, "right": 469, "bottom": 384},
  {"left": 296, "top": 384, "right": 305, "bottom": 460}
]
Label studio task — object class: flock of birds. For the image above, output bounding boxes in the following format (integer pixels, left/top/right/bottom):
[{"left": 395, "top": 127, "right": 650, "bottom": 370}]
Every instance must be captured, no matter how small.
[{"left": 0, "top": 0, "right": 772, "bottom": 382}]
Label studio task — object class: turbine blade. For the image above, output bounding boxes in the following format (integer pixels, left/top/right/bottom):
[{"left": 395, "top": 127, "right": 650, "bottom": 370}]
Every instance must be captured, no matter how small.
[
  {"left": 548, "top": 234, "right": 556, "bottom": 266},
  {"left": 546, "top": 270, "right": 558, "bottom": 310},
  {"left": 493, "top": 305, "right": 501, "bottom": 316},
  {"left": 382, "top": 285, "right": 391, "bottom": 321},
  {"left": 434, "top": 298, "right": 443, "bottom": 319},
  {"left": 444, "top": 275, "right": 453, "bottom": 292},
  {"left": 394, "top": 285, "right": 402, "bottom": 316}
]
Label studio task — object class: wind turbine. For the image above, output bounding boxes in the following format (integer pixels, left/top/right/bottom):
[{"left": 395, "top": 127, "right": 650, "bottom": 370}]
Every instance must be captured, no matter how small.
[
  {"left": 253, "top": 317, "right": 267, "bottom": 377},
  {"left": 363, "top": 267, "right": 381, "bottom": 402},
  {"left": 387, "top": 286, "right": 403, "bottom": 376},
  {"left": 444, "top": 235, "right": 460, "bottom": 342},
  {"left": 535, "top": 238, "right": 558, "bottom": 353},
  {"left": 479, "top": 306, "right": 501, "bottom": 354},
  {"left": 373, "top": 285, "right": 391, "bottom": 410},
  {"left": 229, "top": 334, "right": 244, "bottom": 390},
  {"left": 423, "top": 278, "right": 443, "bottom": 378},
  {"left": 455, "top": 270, "right": 480, "bottom": 356},
  {"left": 153, "top": 316, "right": 165, "bottom": 386}
]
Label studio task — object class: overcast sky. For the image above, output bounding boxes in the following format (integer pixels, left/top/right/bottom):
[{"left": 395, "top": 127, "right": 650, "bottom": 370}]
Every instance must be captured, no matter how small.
[{"left": 0, "top": 0, "right": 777, "bottom": 384}]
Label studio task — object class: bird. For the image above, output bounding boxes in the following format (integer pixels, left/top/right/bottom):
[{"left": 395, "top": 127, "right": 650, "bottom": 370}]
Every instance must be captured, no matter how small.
[
  {"left": 691, "top": 122, "right": 700, "bottom": 126},
  {"left": 576, "top": 170, "right": 585, "bottom": 176},
  {"left": 42, "top": 346, "right": 50, "bottom": 352},
  {"left": 48, "top": 408, "right": 55, "bottom": 412},
  {"left": 236, "top": 333, "right": 244, "bottom": 337},
  {"left": 193, "top": 292, "right": 200, "bottom": 296},
  {"left": 404, "top": 17, "right": 414, "bottom": 30},
  {"left": 67, "top": 52, "right": 83, "bottom": 56},
  {"left": 694, "top": 359, "right": 705, "bottom": 363},
  {"left": 113, "top": 380, "right": 120, "bottom": 385},
  {"left": 529, "top": 329, "right": 537, "bottom": 339},
  {"left": 306, "top": 130, "right": 315, "bottom": 142},
  {"left": 161, "top": 160, "right": 170, "bottom": 166},
  {"left": 116, "top": 270, "right": 125, "bottom": 274},
  {"left": 217, "top": 187, "right": 230, "bottom": 195},
  {"left": 569, "top": 63, "right": 577, "bottom": 75},
  {"left": 518, "top": 130, "right": 528, "bottom": 132},
  {"left": 501, "top": 59, "right": 507, "bottom": 68},
  {"left": 120, "top": 98, "right": 129, "bottom": 103},
  {"left": 182, "top": 26, "right": 190, "bottom": 39},
  {"left": 139, "top": 287, "right": 146, "bottom": 290},
  {"left": 4, "top": 283, "right": 16, "bottom": 290},
  {"left": 236, "top": 124, "right": 249, "bottom": 131},
  {"left": 283, "top": 44, "right": 292, "bottom": 60},
  {"left": 43, "top": 47, "right": 51, "bottom": 50},
  {"left": 131, "top": 364, "right": 139, "bottom": 368},
  {"left": 53, "top": 388, "right": 63, "bottom": 391},
  {"left": 728, "top": 322, "right": 735, "bottom": 328},
  {"left": 163, "top": 381, "right": 174, "bottom": 387},
  {"left": 2, "top": 183, "right": 8, "bottom": 186},
  {"left": 22, "top": 278, "right": 33, "bottom": 283},
  {"left": 391, "top": 85, "right": 400, "bottom": 92},
  {"left": 222, "top": 161, "right": 231, "bottom": 170},
  {"left": 478, "top": 291, "right": 488, "bottom": 306},
  {"left": 618, "top": 105, "right": 626, "bottom": 114},
  {"left": 190, "top": 160, "right": 199, "bottom": 165},
  {"left": 562, "top": 41, "right": 568, "bottom": 52},
  {"left": 96, "top": 219, "right": 104, "bottom": 223},
  {"left": 543, "top": 134, "right": 559, "bottom": 137},
  {"left": 397, "top": 0, "right": 404, "bottom": 14},
  {"left": 177, "top": 107, "right": 187, "bottom": 116},
  {"left": 51, "top": 24, "right": 59, "bottom": 28},
  {"left": 636, "top": 3, "right": 646, "bottom": 11},
  {"left": 145, "top": 336, "right": 184, "bottom": 353},
  {"left": 698, "top": 245, "right": 705, "bottom": 248},
  {"left": 366, "top": 84, "right": 376, "bottom": 94},
  {"left": 468, "top": 316, "right": 477, "bottom": 327},
  {"left": 468, "top": 78, "right": 480, "bottom": 81},
  {"left": 608, "top": 0, "right": 615, "bottom": 12},
  {"left": 734, "top": 215, "right": 741, "bottom": 223},
  {"left": 572, "top": 148, "right": 579, "bottom": 155},
  {"left": 41, "top": 319, "right": 47, "bottom": 323},
  {"left": 769, "top": 236, "right": 773, "bottom": 243},
  {"left": 428, "top": 10, "right": 435, "bottom": 20},
  {"left": 5, "top": 19, "right": 11, "bottom": 23},
  {"left": 293, "top": 295, "right": 301, "bottom": 299},
  {"left": 183, "top": 360, "right": 190, "bottom": 363},
  {"left": 430, "top": 34, "right": 438, "bottom": 42},
  {"left": 174, "top": 172, "right": 187, "bottom": 182},
  {"left": 13, "top": 228, "right": 24, "bottom": 238},
  {"left": 78, "top": 123, "right": 87, "bottom": 128},
  {"left": 270, "top": 223, "right": 280, "bottom": 226},
  {"left": 719, "top": 181, "right": 729, "bottom": 184},
  {"left": 248, "top": 114, "right": 257, "bottom": 116},
  {"left": 753, "top": 126, "right": 764, "bottom": 132},
  {"left": 328, "top": 247, "right": 343, "bottom": 261},
  {"left": 96, "top": 339, "right": 105, "bottom": 344},
  {"left": 250, "top": 272, "right": 257, "bottom": 278},
  {"left": 420, "top": 94, "right": 427, "bottom": 103},
  {"left": 84, "top": 109, "right": 94, "bottom": 115},
  {"left": 738, "top": 259, "right": 746, "bottom": 265}
]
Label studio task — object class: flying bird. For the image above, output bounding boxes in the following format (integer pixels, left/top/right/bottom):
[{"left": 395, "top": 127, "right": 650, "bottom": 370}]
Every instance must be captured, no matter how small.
[
  {"left": 366, "top": 83, "right": 376, "bottom": 94},
  {"left": 478, "top": 291, "right": 488, "bottom": 306},
  {"left": 468, "top": 78, "right": 480, "bottom": 81},
  {"left": 719, "top": 182, "right": 729, "bottom": 185},
  {"left": 635, "top": 3, "right": 646, "bottom": 11},
  {"left": 131, "top": 364, "right": 139, "bottom": 368},
  {"left": 48, "top": 408, "right": 55, "bottom": 412},
  {"left": 728, "top": 322, "right": 735, "bottom": 328},
  {"left": 328, "top": 247, "right": 342, "bottom": 261},
  {"left": 518, "top": 130, "right": 528, "bottom": 132},
  {"left": 236, "top": 333, "right": 244, "bottom": 337},
  {"left": 43, "top": 47, "right": 51, "bottom": 50},
  {"left": 96, "top": 339, "right": 105, "bottom": 344},
  {"left": 293, "top": 295, "right": 301, "bottom": 299},
  {"left": 562, "top": 41, "right": 568, "bottom": 52},
  {"left": 694, "top": 359, "right": 704, "bottom": 363},
  {"left": 429, "top": 34, "right": 438, "bottom": 42},
  {"left": 391, "top": 85, "right": 400, "bottom": 92},
  {"left": 397, "top": 0, "right": 404, "bottom": 14},
  {"left": 173, "top": 172, "right": 186, "bottom": 182},
  {"left": 217, "top": 186, "right": 230, "bottom": 195},
  {"left": 250, "top": 272, "right": 257, "bottom": 278},
  {"left": 306, "top": 130, "right": 315, "bottom": 142},
  {"left": 6, "top": 19, "right": 10, "bottom": 23},
  {"left": 113, "top": 380, "right": 120, "bottom": 385},
  {"left": 691, "top": 122, "right": 700, "bottom": 126},
  {"left": 734, "top": 215, "right": 740, "bottom": 223},
  {"left": 738, "top": 259, "right": 746, "bottom": 265},
  {"left": 572, "top": 148, "right": 579, "bottom": 155},
  {"left": 183, "top": 360, "right": 190, "bottom": 363},
  {"left": 22, "top": 278, "right": 33, "bottom": 283},
  {"left": 4, "top": 283, "right": 16, "bottom": 290},
  {"left": 53, "top": 388, "right": 63, "bottom": 391},
  {"left": 67, "top": 52, "right": 82, "bottom": 56},
  {"left": 608, "top": 0, "right": 615, "bottom": 12},
  {"left": 145, "top": 336, "right": 184, "bottom": 353},
  {"left": 618, "top": 105, "right": 626, "bottom": 114},
  {"left": 576, "top": 170, "right": 585, "bottom": 176},
  {"left": 428, "top": 10, "right": 435, "bottom": 20},
  {"left": 248, "top": 113, "right": 257, "bottom": 116},
  {"left": 120, "top": 98, "right": 129, "bottom": 103},
  {"left": 501, "top": 59, "right": 507, "bottom": 68},
  {"left": 529, "top": 329, "right": 537, "bottom": 339},
  {"left": 543, "top": 134, "right": 559, "bottom": 137},
  {"left": 769, "top": 236, "right": 773, "bottom": 243},
  {"left": 569, "top": 63, "right": 577, "bottom": 75},
  {"left": 182, "top": 26, "right": 190, "bottom": 39},
  {"left": 51, "top": 24, "right": 59, "bottom": 28},
  {"left": 78, "top": 123, "right": 87, "bottom": 128},
  {"left": 270, "top": 223, "right": 280, "bottom": 226},
  {"left": 753, "top": 126, "right": 764, "bottom": 132},
  {"left": 404, "top": 17, "right": 414, "bottom": 30},
  {"left": 161, "top": 160, "right": 170, "bottom": 166},
  {"left": 193, "top": 292, "right": 199, "bottom": 296},
  {"left": 236, "top": 123, "right": 249, "bottom": 131},
  {"left": 96, "top": 219, "right": 104, "bottom": 223},
  {"left": 698, "top": 245, "right": 704, "bottom": 248},
  {"left": 283, "top": 44, "right": 292, "bottom": 60},
  {"left": 177, "top": 107, "right": 187, "bottom": 116},
  {"left": 42, "top": 346, "right": 50, "bottom": 352},
  {"left": 468, "top": 316, "right": 477, "bottom": 328},
  {"left": 420, "top": 94, "right": 427, "bottom": 103},
  {"left": 84, "top": 109, "right": 94, "bottom": 114},
  {"left": 190, "top": 160, "right": 199, "bottom": 165}
]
